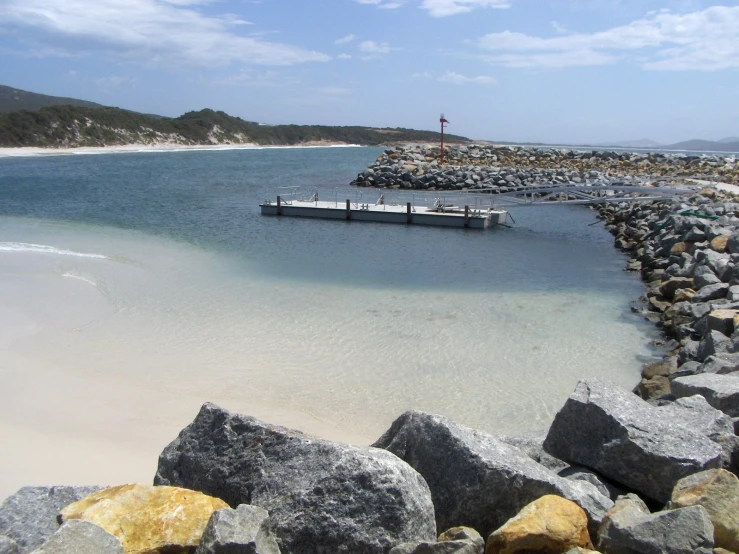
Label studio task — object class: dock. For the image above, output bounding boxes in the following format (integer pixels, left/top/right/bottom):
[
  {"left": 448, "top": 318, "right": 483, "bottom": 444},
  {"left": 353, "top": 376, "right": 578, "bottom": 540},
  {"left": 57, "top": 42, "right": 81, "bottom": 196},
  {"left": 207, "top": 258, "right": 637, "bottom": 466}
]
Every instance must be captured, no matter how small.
[{"left": 260, "top": 189, "right": 508, "bottom": 230}]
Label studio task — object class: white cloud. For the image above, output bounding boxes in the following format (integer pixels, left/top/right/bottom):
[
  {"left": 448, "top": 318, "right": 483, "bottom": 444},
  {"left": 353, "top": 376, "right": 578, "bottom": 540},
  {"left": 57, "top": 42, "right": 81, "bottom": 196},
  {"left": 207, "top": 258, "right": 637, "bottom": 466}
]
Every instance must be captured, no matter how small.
[
  {"left": 354, "top": 0, "right": 405, "bottom": 9},
  {"left": 437, "top": 71, "right": 496, "bottom": 84},
  {"left": 0, "top": 0, "right": 330, "bottom": 67},
  {"left": 414, "top": 70, "right": 495, "bottom": 84},
  {"left": 420, "top": 0, "right": 510, "bottom": 17},
  {"left": 335, "top": 34, "right": 357, "bottom": 45},
  {"left": 477, "top": 6, "right": 739, "bottom": 70},
  {"left": 551, "top": 20, "right": 567, "bottom": 34},
  {"left": 355, "top": 0, "right": 509, "bottom": 16},
  {"left": 337, "top": 53, "right": 353, "bottom": 59},
  {"left": 359, "top": 40, "right": 395, "bottom": 54}
]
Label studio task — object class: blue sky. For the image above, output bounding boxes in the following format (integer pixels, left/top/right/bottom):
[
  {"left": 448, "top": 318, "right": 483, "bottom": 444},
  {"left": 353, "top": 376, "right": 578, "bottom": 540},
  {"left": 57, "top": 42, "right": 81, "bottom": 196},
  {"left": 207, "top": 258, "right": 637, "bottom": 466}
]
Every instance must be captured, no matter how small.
[{"left": 0, "top": 0, "right": 737, "bottom": 144}]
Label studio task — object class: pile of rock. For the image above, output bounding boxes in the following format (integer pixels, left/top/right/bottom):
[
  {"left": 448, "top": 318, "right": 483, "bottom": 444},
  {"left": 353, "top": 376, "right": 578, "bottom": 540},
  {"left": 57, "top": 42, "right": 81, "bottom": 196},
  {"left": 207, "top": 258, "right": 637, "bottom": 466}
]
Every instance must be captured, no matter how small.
[
  {"left": 594, "top": 188, "right": 739, "bottom": 414},
  {"left": 349, "top": 145, "right": 739, "bottom": 190},
  {"left": 2, "top": 389, "right": 739, "bottom": 553}
]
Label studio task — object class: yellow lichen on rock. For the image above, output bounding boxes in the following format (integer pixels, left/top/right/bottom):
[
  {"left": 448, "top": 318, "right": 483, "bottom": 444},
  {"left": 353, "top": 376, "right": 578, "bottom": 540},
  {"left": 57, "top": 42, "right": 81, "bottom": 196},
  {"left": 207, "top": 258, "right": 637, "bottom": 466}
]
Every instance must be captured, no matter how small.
[
  {"left": 486, "top": 495, "right": 592, "bottom": 554},
  {"left": 711, "top": 235, "right": 729, "bottom": 253},
  {"left": 669, "top": 469, "right": 739, "bottom": 553},
  {"left": 59, "top": 484, "right": 228, "bottom": 554}
]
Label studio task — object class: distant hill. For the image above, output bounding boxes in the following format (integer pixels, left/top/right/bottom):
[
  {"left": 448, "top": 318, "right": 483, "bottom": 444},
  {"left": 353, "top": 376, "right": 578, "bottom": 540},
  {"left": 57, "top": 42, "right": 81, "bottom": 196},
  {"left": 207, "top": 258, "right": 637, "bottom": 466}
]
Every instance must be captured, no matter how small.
[
  {"left": 0, "top": 84, "right": 104, "bottom": 113},
  {"left": 0, "top": 106, "right": 469, "bottom": 148},
  {"left": 718, "top": 137, "right": 739, "bottom": 144},
  {"left": 601, "top": 139, "right": 664, "bottom": 149},
  {"left": 662, "top": 139, "right": 739, "bottom": 153}
]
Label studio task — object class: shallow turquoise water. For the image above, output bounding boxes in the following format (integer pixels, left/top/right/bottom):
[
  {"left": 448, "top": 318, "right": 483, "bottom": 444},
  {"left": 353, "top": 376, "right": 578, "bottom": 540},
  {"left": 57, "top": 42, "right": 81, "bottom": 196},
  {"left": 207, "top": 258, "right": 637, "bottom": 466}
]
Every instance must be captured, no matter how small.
[{"left": 0, "top": 146, "right": 659, "bottom": 444}]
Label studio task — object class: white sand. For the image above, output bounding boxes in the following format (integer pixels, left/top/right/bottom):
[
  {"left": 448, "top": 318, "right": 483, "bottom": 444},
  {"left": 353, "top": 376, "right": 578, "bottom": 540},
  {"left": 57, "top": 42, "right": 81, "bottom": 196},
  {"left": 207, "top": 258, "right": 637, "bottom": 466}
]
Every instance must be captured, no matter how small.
[
  {"left": 0, "top": 142, "right": 361, "bottom": 158},
  {"left": 0, "top": 233, "right": 369, "bottom": 501}
]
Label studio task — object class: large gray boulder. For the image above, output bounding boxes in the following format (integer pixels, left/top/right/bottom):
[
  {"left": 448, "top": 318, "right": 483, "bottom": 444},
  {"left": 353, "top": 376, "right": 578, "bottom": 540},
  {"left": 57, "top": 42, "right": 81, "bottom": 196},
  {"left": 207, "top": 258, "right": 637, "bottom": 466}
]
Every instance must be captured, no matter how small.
[
  {"left": 696, "top": 330, "right": 732, "bottom": 362},
  {"left": 498, "top": 431, "right": 570, "bottom": 473},
  {"left": 542, "top": 379, "right": 723, "bottom": 503},
  {"left": 597, "top": 504, "right": 714, "bottom": 554},
  {"left": 155, "top": 403, "right": 435, "bottom": 554},
  {"left": 0, "top": 536, "right": 19, "bottom": 554},
  {"left": 698, "top": 353, "right": 739, "bottom": 375},
  {"left": 28, "top": 521, "right": 123, "bottom": 554},
  {"left": 693, "top": 283, "right": 729, "bottom": 303},
  {"left": 672, "top": 373, "right": 739, "bottom": 416},
  {"left": 558, "top": 467, "right": 623, "bottom": 501},
  {"left": 371, "top": 411, "right": 613, "bottom": 538},
  {"left": 659, "top": 394, "right": 739, "bottom": 470},
  {"left": 0, "top": 486, "right": 104, "bottom": 553},
  {"left": 195, "top": 505, "right": 280, "bottom": 554}
]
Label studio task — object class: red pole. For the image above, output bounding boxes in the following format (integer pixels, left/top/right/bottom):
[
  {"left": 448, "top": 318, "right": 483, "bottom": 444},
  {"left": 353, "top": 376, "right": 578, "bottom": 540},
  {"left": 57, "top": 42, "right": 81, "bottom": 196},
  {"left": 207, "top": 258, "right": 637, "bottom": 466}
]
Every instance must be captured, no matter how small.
[
  {"left": 440, "top": 120, "right": 444, "bottom": 165},
  {"left": 439, "top": 114, "right": 448, "bottom": 165}
]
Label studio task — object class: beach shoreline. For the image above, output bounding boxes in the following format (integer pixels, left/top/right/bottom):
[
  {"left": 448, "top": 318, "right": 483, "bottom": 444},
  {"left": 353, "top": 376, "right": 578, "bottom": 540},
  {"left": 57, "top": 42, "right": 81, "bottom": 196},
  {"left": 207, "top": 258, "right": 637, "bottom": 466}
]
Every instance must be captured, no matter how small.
[{"left": 0, "top": 141, "right": 364, "bottom": 158}]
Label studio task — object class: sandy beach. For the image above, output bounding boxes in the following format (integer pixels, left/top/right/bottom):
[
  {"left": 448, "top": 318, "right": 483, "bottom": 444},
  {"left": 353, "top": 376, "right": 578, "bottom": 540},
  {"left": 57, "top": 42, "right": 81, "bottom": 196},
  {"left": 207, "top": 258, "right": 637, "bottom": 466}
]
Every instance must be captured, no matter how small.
[{"left": 0, "top": 142, "right": 362, "bottom": 158}]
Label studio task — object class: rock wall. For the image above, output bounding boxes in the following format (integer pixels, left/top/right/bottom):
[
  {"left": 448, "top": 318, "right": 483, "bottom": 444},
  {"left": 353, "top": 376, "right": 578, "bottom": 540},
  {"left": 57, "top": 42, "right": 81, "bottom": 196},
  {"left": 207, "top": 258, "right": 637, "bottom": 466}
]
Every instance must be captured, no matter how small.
[{"left": 350, "top": 144, "right": 739, "bottom": 190}]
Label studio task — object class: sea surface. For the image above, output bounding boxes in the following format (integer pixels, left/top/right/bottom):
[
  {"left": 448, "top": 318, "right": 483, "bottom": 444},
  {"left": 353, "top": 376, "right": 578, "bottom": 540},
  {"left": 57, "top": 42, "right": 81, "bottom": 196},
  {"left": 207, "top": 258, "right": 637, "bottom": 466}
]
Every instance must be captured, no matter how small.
[{"left": 0, "top": 146, "right": 662, "bottom": 490}]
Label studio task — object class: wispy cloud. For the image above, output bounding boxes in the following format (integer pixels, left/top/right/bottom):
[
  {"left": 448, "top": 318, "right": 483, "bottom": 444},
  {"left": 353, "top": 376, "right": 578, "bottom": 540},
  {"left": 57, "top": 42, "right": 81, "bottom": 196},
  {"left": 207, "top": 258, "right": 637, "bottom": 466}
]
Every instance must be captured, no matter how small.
[
  {"left": 359, "top": 40, "right": 396, "bottom": 54},
  {"left": 437, "top": 71, "right": 496, "bottom": 84},
  {"left": 551, "top": 21, "right": 567, "bottom": 34},
  {"left": 354, "top": 0, "right": 405, "bottom": 9},
  {"left": 335, "top": 34, "right": 357, "bottom": 45},
  {"left": 356, "top": 0, "right": 511, "bottom": 16},
  {"left": 0, "top": 0, "right": 330, "bottom": 67},
  {"left": 477, "top": 6, "right": 739, "bottom": 70},
  {"left": 419, "top": 0, "right": 510, "bottom": 17},
  {"left": 413, "top": 70, "right": 496, "bottom": 84}
]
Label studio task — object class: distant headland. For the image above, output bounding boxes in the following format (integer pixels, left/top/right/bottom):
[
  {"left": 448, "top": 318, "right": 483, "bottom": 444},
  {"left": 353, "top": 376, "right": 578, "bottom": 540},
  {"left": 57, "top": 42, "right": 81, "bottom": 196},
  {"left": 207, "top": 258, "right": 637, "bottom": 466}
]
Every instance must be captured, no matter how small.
[{"left": 1, "top": 84, "right": 737, "bottom": 152}]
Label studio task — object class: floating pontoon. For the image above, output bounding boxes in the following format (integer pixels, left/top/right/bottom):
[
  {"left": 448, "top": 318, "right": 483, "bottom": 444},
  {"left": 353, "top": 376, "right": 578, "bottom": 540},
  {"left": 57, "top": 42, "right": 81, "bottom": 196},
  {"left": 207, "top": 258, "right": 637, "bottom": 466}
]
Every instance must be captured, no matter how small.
[{"left": 260, "top": 188, "right": 509, "bottom": 230}]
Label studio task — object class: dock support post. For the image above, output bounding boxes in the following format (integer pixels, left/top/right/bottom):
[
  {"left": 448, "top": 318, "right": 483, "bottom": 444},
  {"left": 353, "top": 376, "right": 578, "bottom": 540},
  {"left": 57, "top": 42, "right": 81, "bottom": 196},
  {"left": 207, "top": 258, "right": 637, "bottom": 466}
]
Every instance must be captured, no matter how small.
[
  {"left": 464, "top": 205, "right": 469, "bottom": 228},
  {"left": 406, "top": 202, "right": 412, "bottom": 224},
  {"left": 346, "top": 199, "right": 351, "bottom": 220},
  {"left": 277, "top": 196, "right": 282, "bottom": 216}
]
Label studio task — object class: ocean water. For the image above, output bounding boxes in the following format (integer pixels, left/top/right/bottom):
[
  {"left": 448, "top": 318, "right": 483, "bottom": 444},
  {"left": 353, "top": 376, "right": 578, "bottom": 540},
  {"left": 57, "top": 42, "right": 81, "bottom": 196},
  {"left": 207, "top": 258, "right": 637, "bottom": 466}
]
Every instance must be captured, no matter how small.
[{"left": 0, "top": 146, "right": 661, "bottom": 492}]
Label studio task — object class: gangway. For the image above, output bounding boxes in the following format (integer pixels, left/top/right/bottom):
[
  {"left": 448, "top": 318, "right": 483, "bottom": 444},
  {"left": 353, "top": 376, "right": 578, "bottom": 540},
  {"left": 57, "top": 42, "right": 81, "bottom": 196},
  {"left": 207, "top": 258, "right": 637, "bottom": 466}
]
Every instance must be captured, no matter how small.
[{"left": 463, "top": 183, "right": 692, "bottom": 207}]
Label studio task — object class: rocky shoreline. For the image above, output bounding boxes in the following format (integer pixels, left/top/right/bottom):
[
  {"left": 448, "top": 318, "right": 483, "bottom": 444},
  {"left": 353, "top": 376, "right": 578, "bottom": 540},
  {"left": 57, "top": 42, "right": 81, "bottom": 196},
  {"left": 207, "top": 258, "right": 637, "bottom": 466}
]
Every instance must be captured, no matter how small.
[
  {"left": 350, "top": 144, "right": 739, "bottom": 190},
  {"left": 3, "top": 147, "right": 739, "bottom": 553}
]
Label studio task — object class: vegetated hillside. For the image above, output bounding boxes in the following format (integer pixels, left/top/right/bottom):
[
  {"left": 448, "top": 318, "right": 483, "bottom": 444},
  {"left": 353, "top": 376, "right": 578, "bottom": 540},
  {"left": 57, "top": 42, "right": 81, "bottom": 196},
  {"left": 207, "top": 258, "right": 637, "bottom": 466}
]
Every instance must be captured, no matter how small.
[
  {"left": 0, "top": 84, "right": 104, "bottom": 113},
  {"left": 663, "top": 138, "right": 739, "bottom": 153},
  {"left": 0, "top": 106, "right": 469, "bottom": 147}
]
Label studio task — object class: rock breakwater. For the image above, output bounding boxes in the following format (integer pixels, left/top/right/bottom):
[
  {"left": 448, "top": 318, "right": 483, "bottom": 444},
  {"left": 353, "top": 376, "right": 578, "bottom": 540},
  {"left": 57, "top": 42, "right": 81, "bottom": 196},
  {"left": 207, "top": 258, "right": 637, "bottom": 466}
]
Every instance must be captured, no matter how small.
[
  {"left": 350, "top": 144, "right": 739, "bottom": 190},
  {"left": 596, "top": 188, "right": 739, "bottom": 414}
]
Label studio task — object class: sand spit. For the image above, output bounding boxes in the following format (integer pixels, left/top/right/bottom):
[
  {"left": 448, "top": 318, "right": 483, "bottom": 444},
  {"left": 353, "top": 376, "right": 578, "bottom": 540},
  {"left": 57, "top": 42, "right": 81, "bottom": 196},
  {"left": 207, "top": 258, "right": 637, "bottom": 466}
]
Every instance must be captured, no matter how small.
[{"left": 0, "top": 142, "right": 362, "bottom": 158}]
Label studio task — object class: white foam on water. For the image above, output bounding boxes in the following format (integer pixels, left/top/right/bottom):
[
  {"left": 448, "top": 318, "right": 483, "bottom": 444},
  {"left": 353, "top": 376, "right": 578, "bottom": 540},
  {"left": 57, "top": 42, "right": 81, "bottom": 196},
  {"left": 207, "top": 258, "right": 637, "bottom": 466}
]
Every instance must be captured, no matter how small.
[
  {"left": 61, "top": 272, "right": 98, "bottom": 287},
  {"left": 0, "top": 242, "right": 108, "bottom": 259}
]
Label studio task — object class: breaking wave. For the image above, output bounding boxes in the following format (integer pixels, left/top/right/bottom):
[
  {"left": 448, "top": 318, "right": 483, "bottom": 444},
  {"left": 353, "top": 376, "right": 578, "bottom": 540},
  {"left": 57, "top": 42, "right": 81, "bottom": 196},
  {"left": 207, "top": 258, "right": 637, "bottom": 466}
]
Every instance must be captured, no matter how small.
[{"left": 0, "top": 242, "right": 108, "bottom": 259}]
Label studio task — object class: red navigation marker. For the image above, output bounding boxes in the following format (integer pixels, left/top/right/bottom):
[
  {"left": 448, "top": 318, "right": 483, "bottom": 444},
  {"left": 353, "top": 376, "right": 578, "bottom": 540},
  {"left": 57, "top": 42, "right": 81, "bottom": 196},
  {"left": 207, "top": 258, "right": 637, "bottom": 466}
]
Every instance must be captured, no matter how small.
[{"left": 440, "top": 113, "right": 449, "bottom": 165}]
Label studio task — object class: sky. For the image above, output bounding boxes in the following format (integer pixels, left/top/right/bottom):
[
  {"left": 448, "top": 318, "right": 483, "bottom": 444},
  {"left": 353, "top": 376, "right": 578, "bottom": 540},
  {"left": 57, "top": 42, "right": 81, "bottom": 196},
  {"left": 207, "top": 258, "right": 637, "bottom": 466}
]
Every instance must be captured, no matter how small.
[{"left": 0, "top": 0, "right": 738, "bottom": 144}]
